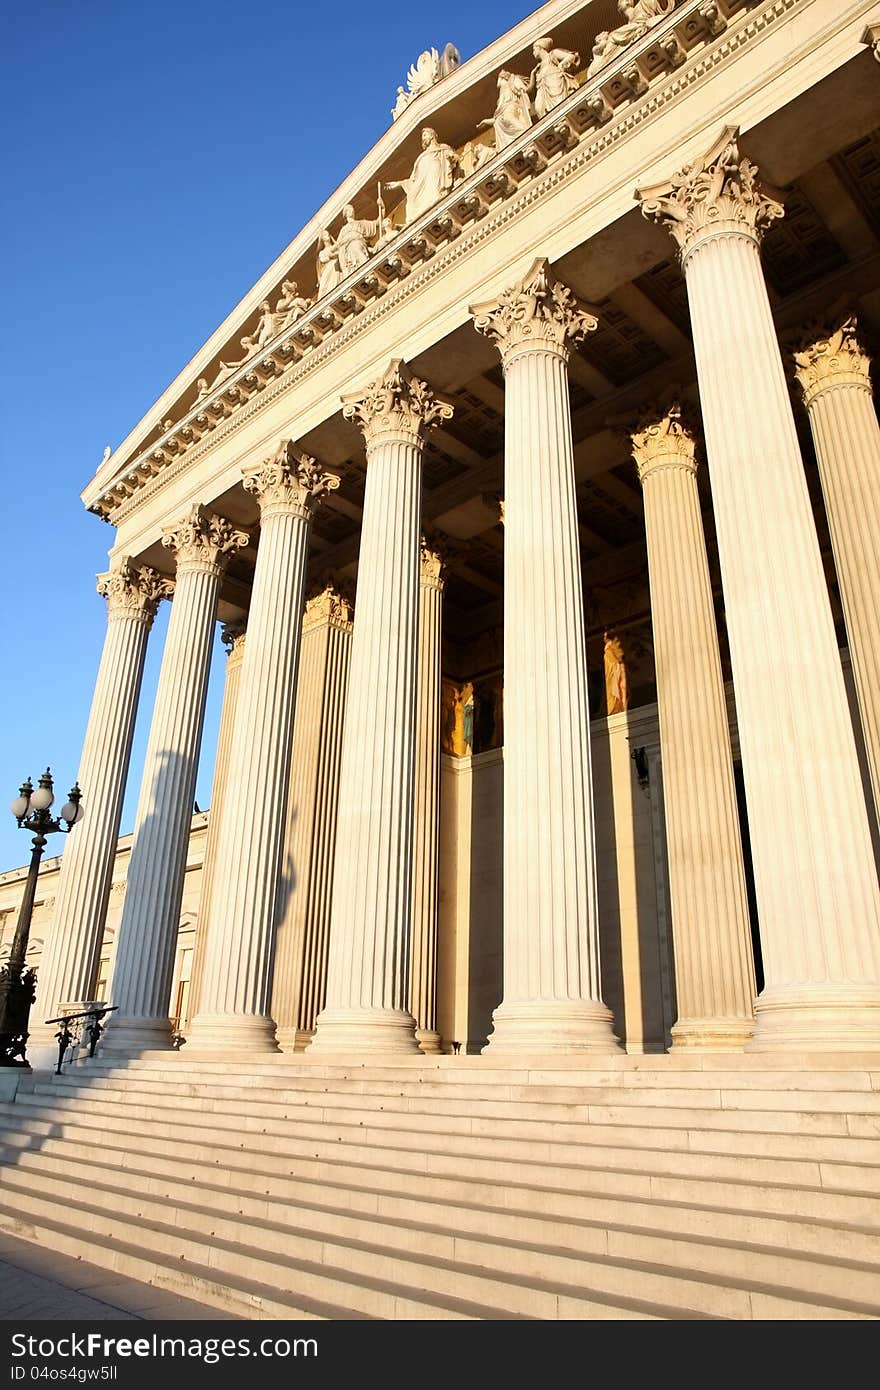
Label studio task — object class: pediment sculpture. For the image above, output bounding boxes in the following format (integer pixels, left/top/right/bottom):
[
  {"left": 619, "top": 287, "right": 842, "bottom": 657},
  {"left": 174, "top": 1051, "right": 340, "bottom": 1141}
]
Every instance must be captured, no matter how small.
[
  {"left": 587, "top": 0, "right": 678, "bottom": 77},
  {"left": 391, "top": 42, "right": 461, "bottom": 120},
  {"left": 385, "top": 127, "right": 459, "bottom": 226}
]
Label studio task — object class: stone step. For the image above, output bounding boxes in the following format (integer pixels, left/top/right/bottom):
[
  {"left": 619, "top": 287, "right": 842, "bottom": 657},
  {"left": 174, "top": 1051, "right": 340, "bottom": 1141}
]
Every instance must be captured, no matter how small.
[
  {"left": 0, "top": 1175, "right": 718, "bottom": 1321},
  {"left": 3, "top": 1164, "right": 877, "bottom": 1319},
  {"left": 4, "top": 1125, "right": 876, "bottom": 1228},
  {"left": 7, "top": 1140, "right": 879, "bottom": 1271},
  {"left": 4, "top": 1100, "right": 876, "bottom": 1193},
  {"left": 39, "top": 1071, "right": 880, "bottom": 1122},
  {"left": 70, "top": 1056, "right": 880, "bottom": 1093},
  {"left": 12, "top": 1087, "right": 880, "bottom": 1169}
]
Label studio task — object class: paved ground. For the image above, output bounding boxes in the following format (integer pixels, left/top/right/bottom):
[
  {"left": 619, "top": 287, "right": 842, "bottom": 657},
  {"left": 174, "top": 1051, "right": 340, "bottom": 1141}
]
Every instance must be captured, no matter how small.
[{"left": 0, "top": 1232, "right": 236, "bottom": 1320}]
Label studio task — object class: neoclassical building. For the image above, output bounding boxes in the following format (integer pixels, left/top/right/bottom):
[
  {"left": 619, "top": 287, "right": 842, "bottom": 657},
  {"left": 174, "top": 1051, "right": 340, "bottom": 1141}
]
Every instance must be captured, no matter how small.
[
  {"left": 22, "top": 0, "right": 880, "bottom": 1065},
  {"left": 3, "top": 0, "right": 880, "bottom": 1320}
]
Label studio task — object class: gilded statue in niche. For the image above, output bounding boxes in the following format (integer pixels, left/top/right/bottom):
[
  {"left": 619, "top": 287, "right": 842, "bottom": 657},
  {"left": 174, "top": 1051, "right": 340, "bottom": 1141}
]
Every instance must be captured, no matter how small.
[
  {"left": 604, "top": 632, "right": 630, "bottom": 715},
  {"left": 440, "top": 679, "right": 475, "bottom": 756},
  {"left": 474, "top": 673, "right": 504, "bottom": 752}
]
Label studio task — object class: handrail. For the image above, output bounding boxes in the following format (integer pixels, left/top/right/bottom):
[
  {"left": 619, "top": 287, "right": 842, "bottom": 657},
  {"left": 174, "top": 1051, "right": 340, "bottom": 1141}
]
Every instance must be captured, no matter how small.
[{"left": 44, "top": 1005, "right": 118, "bottom": 1075}]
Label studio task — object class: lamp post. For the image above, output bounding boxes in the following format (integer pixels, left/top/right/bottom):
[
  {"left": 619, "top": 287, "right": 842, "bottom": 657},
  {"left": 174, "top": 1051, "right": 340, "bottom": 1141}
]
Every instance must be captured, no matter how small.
[{"left": 0, "top": 769, "right": 84, "bottom": 1066}]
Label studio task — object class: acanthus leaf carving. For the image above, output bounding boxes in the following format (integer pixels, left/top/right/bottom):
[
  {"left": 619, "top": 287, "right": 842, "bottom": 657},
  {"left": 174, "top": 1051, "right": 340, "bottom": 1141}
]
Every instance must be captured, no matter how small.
[
  {"left": 419, "top": 534, "right": 449, "bottom": 589},
  {"left": 793, "top": 309, "right": 871, "bottom": 404},
  {"left": 96, "top": 557, "right": 174, "bottom": 623},
  {"left": 636, "top": 126, "right": 784, "bottom": 259},
  {"left": 629, "top": 400, "right": 698, "bottom": 481},
  {"left": 242, "top": 439, "right": 340, "bottom": 517},
  {"left": 304, "top": 576, "right": 355, "bottom": 632},
  {"left": 161, "top": 505, "right": 250, "bottom": 574},
  {"left": 470, "top": 256, "right": 598, "bottom": 363},
  {"left": 342, "top": 358, "right": 454, "bottom": 446}
]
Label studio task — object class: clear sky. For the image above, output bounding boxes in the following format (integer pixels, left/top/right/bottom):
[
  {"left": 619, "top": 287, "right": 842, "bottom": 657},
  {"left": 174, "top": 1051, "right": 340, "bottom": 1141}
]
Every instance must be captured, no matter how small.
[{"left": 0, "top": 0, "right": 534, "bottom": 872}]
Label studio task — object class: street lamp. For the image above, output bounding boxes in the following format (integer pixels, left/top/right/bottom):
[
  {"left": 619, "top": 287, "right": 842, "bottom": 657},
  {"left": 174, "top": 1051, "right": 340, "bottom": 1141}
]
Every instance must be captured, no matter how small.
[{"left": 0, "top": 769, "right": 84, "bottom": 1066}]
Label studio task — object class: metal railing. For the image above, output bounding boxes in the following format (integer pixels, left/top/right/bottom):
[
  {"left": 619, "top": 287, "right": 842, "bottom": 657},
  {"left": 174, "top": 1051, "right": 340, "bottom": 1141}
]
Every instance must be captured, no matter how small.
[{"left": 44, "top": 1006, "right": 118, "bottom": 1075}]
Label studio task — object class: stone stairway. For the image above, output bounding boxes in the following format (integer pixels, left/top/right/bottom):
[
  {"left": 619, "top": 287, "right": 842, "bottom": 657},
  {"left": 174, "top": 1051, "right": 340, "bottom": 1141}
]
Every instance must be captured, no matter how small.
[{"left": 0, "top": 1053, "right": 878, "bottom": 1319}]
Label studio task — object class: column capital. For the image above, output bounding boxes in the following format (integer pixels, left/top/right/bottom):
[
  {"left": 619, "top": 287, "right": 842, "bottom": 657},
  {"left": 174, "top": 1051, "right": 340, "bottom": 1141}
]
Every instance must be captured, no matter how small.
[
  {"left": 162, "top": 505, "right": 250, "bottom": 576},
  {"left": 220, "top": 619, "right": 247, "bottom": 659},
  {"left": 793, "top": 309, "right": 872, "bottom": 405},
  {"left": 420, "top": 535, "right": 448, "bottom": 590},
  {"left": 96, "top": 558, "right": 173, "bottom": 625},
  {"left": 631, "top": 402, "right": 699, "bottom": 482},
  {"left": 303, "top": 579, "right": 355, "bottom": 633},
  {"left": 470, "top": 257, "right": 598, "bottom": 366},
  {"left": 242, "top": 440, "right": 340, "bottom": 519},
  {"left": 342, "top": 359, "right": 454, "bottom": 450},
  {"left": 636, "top": 126, "right": 784, "bottom": 262}
]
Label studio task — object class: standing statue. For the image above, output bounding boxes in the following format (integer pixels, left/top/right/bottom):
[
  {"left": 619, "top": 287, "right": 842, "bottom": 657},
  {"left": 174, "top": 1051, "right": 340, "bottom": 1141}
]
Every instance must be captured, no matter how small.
[
  {"left": 316, "top": 230, "right": 342, "bottom": 299},
  {"left": 335, "top": 203, "right": 381, "bottom": 275},
  {"left": 392, "top": 86, "right": 410, "bottom": 120},
  {"left": 604, "top": 632, "right": 629, "bottom": 715},
  {"left": 479, "top": 69, "right": 533, "bottom": 151},
  {"left": 276, "top": 279, "right": 311, "bottom": 327},
  {"left": 529, "top": 37, "right": 581, "bottom": 119},
  {"left": 386, "top": 127, "right": 459, "bottom": 226},
  {"left": 587, "top": 0, "right": 677, "bottom": 76}
]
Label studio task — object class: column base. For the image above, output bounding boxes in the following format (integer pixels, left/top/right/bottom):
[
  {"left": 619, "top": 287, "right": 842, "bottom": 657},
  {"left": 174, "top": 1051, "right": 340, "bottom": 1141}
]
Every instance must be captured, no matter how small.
[
  {"left": 483, "top": 1000, "right": 621, "bottom": 1054},
  {"left": 415, "top": 1028, "right": 442, "bottom": 1055},
  {"left": 185, "top": 1013, "right": 280, "bottom": 1054},
  {"left": 670, "top": 1017, "right": 754, "bottom": 1051},
  {"left": 308, "top": 1007, "right": 421, "bottom": 1054},
  {"left": 274, "top": 1027, "right": 314, "bottom": 1053},
  {"left": 100, "top": 1016, "right": 174, "bottom": 1056},
  {"left": 747, "top": 985, "right": 880, "bottom": 1052}
]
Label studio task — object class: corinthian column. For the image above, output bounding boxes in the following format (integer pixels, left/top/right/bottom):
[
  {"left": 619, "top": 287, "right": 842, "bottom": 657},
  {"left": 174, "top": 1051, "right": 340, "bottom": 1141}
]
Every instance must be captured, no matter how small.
[
  {"left": 471, "top": 259, "right": 619, "bottom": 1053},
  {"left": 108, "top": 508, "right": 248, "bottom": 1053},
  {"left": 310, "top": 361, "right": 453, "bottom": 1053},
  {"left": 188, "top": 443, "right": 339, "bottom": 1052},
  {"left": 793, "top": 310, "right": 880, "bottom": 819},
  {"left": 186, "top": 620, "right": 246, "bottom": 1024},
  {"left": 631, "top": 404, "right": 755, "bottom": 1048},
  {"left": 272, "top": 582, "right": 353, "bottom": 1051},
  {"left": 411, "top": 539, "right": 446, "bottom": 1053},
  {"left": 30, "top": 560, "right": 171, "bottom": 1050},
  {"left": 638, "top": 128, "right": 880, "bottom": 1050}
]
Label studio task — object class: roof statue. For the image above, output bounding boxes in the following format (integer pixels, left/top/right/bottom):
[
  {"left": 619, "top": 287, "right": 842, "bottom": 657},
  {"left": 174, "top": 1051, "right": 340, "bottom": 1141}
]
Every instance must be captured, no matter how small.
[{"left": 391, "top": 42, "right": 461, "bottom": 120}]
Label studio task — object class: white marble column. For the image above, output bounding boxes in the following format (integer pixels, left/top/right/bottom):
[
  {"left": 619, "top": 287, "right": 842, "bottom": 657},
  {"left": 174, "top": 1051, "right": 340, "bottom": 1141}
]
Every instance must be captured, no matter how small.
[
  {"left": 30, "top": 560, "right": 171, "bottom": 1049},
  {"left": 272, "top": 582, "right": 353, "bottom": 1051},
  {"left": 188, "top": 444, "right": 339, "bottom": 1052},
  {"left": 638, "top": 128, "right": 880, "bottom": 1050},
  {"left": 310, "top": 360, "right": 453, "bottom": 1053},
  {"left": 411, "top": 539, "right": 446, "bottom": 1053},
  {"left": 108, "top": 508, "right": 248, "bottom": 1053},
  {"left": 186, "top": 620, "right": 246, "bottom": 1025},
  {"left": 471, "top": 259, "right": 619, "bottom": 1053},
  {"left": 793, "top": 310, "right": 880, "bottom": 820},
  {"left": 631, "top": 404, "right": 755, "bottom": 1048}
]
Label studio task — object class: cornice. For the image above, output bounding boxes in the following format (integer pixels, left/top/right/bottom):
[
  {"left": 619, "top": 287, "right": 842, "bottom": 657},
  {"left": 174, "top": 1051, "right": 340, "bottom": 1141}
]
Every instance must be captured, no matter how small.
[{"left": 96, "top": 0, "right": 786, "bottom": 527}]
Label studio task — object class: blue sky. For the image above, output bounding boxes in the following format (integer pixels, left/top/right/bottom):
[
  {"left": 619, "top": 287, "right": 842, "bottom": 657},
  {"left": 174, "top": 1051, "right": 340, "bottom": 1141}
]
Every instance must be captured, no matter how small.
[{"left": 0, "top": 0, "right": 533, "bottom": 871}]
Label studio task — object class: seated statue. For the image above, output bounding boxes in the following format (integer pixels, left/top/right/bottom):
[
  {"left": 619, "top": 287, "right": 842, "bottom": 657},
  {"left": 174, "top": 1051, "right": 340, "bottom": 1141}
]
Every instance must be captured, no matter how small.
[
  {"left": 587, "top": 0, "right": 677, "bottom": 76},
  {"left": 276, "top": 279, "right": 311, "bottom": 327},
  {"left": 335, "top": 202, "right": 381, "bottom": 275}
]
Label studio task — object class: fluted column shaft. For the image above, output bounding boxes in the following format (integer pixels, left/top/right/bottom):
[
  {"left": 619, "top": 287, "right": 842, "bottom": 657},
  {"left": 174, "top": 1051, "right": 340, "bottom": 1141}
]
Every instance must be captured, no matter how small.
[
  {"left": 189, "top": 446, "right": 338, "bottom": 1051},
  {"left": 30, "top": 562, "right": 170, "bottom": 1044},
  {"left": 272, "top": 588, "right": 352, "bottom": 1051},
  {"left": 411, "top": 542, "right": 445, "bottom": 1053},
  {"left": 794, "top": 315, "right": 880, "bottom": 819},
  {"left": 472, "top": 258, "right": 619, "bottom": 1052},
  {"left": 311, "top": 359, "right": 453, "bottom": 1053},
  {"left": 633, "top": 409, "right": 755, "bottom": 1048},
  {"left": 640, "top": 129, "right": 880, "bottom": 1049},
  {"left": 186, "top": 622, "right": 246, "bottom": 1024},
  {"left": 109, "top": 509, "right": 248, "bottom": 1052}
]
